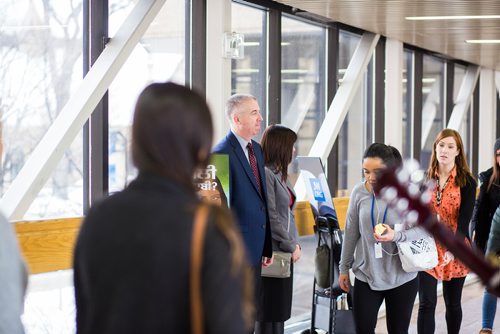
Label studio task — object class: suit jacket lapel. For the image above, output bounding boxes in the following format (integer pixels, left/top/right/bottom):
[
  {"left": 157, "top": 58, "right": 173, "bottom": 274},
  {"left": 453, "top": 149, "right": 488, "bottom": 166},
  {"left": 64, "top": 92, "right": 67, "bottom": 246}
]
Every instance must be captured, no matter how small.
[{"left": 228, "top": 133, "right": 263, "bottom": 198}]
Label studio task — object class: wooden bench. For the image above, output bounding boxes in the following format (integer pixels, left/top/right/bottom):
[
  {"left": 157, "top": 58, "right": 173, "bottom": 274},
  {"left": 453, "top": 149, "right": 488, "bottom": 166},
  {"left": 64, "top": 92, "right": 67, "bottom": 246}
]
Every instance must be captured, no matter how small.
[
  {"left": 13, "top": 218, "right": 82, "bottom": 274},
  {"left": 13, "top": 197, "right": 350, "bottom": 274}
]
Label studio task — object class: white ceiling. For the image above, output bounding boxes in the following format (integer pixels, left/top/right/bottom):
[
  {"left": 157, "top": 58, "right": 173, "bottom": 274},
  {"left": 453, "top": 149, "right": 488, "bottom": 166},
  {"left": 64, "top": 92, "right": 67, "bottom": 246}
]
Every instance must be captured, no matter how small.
[{"left": 273, "top": 0, "right": 500, "bottom": 70}]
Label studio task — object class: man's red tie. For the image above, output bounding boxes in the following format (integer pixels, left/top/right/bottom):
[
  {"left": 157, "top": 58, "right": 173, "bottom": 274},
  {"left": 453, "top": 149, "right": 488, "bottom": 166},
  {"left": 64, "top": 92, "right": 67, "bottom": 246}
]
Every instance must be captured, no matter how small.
[{"left": 247, "top": 142, "right": 262, "bottom": 195}]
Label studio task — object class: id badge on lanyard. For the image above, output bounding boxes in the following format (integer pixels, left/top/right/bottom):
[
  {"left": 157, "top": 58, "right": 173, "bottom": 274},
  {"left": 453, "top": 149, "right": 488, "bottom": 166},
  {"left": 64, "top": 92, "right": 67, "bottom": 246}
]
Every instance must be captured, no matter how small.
[{"left": 372, "top": 193, "right": 387, "bottom": 259}]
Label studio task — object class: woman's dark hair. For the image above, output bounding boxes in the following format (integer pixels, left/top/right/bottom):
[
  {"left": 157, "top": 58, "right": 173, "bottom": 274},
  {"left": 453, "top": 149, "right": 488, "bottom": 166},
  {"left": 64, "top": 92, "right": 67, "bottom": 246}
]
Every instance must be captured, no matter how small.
[
  {"left": 261, "top": 125, "right": 297, "bottom": 181},
  {"left": 133, "top": 83, "right": 253, "bottom": 327},
  {"left": 388, "top": 145, "right": 403, "bottom": 167},
  {"left": 363, "top": 143, "right": 401, "bottom": 168},
  {"left": 132, "top": 82, "right": 213, "bottom": 189}
]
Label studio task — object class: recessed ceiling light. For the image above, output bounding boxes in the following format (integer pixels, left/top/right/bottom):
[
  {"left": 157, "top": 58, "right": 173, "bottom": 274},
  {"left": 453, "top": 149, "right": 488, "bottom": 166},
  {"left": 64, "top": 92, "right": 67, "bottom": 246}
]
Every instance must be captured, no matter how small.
[
  {"left": 465, "top": 39, "right": 500, "bottom": 44},
  {"left": 406, "top": 15, "right": 500, "bottom": 21}
]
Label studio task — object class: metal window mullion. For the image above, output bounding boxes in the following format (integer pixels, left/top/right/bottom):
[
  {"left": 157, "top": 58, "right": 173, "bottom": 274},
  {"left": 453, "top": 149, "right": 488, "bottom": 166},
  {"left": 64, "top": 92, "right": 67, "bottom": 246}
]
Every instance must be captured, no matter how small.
[
  {"left": 497, "top": 91, "right": 500, "bottom": 138},
  {"left": 327, "top": 24, "right": 339, "bottom": 196},
  {"left": 83, "top": 0, "right": 109, "bottom": 213},
  {"left": 188, "top": 0, "right": 206, "bottom": 94},
  {"left": 472, "top": 80, "right": 480, "bottom": 176},
  {"left": 374, "top": 37, "right": 385, "bottom": 143},
  {"left": 445, "top": 61, "right": 454, "bottom": 124},
  {"left": 412, "top": 51, "right": 423, "bottom": 161},
  {"left": 267, "top": 8, "right": 281, "bottom": 125}
]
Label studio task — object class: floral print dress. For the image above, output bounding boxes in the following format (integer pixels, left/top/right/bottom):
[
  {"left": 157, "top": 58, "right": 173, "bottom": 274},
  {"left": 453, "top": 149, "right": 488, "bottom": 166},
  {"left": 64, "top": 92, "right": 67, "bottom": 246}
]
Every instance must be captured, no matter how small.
[{"left": 426, "top": 167, "right": 470, "bottom": 280}]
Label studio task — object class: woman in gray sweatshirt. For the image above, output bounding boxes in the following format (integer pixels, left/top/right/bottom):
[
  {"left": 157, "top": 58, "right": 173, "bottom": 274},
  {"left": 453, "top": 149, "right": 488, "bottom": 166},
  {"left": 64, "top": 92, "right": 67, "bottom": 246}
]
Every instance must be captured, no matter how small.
[{"left": 339, "top": 143, "right": 425, "bottom": 334}]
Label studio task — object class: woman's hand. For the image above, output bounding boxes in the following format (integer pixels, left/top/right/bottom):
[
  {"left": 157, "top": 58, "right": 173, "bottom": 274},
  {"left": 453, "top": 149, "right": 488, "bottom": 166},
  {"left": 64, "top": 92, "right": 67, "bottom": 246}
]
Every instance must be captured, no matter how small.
[
  {"left": 339, "top": 273, "right": 350, "bottom": 292},
  {"left": 374, "top": 224, "right": 395, "bottom": 242},
  {"left": 292, "top": 244, "right": 301, "bottom": 263}
]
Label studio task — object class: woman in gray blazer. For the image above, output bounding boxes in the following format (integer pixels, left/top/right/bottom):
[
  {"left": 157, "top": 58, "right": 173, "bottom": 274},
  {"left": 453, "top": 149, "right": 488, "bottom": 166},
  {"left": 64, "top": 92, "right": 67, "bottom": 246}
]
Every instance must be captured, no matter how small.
[{"left": 256, "top": 125, "right": 301, "bottom": 334}]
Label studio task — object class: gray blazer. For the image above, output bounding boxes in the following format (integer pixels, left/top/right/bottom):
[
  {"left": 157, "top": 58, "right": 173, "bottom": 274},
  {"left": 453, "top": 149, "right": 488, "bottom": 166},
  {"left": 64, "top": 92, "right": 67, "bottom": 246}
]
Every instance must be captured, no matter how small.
[{"left": 264, "top": 166, "right": 300, "bottom": 253}]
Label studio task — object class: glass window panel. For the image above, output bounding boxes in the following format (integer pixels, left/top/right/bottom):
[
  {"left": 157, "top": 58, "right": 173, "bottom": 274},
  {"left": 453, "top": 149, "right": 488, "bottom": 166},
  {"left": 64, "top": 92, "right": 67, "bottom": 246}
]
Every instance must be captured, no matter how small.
[
  {"left": 337, "top": 31, "right": 372, "bottom": 196},
  {"left": 231, "top": 2, "right": 266, "bottom": 128},
  {"left": 420, "top": 55, "right": 445, "bottom": 169},
  {"left": 0, "top": 0, "right": 84, "bottom": 218},
  {"left": 280, "top": 16, "right": 326, "bottom": 156},
  {"left": 279, "top": 16, "right": 326, "bottom": 321},
  {"left": 108, "top": 0, "right": 186, "bottom": 193},
  {"left": 454, "top": 64, "right": 471, "bottom": 164},
  {"left": 402, "top": 50, "right": 413, "bottom": 159}
]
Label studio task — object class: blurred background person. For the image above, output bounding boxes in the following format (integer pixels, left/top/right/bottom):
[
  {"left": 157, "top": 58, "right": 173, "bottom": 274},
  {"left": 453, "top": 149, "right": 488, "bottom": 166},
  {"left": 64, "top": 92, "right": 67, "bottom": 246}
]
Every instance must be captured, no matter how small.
[
  {"left": 74, "top": 82, "right": 252, "bottom": 334},
  {"left": 256, "top": 125, "right": 301, "bottom": 334},
  {"left": 485, "top": 205, "right": 500, "bottom": 261},
  {"left": 339, "top": 143, "right": 421, "bottom": 334},
  {"left": 0, "top": 127, "right": 28, "bottom": 334},
  {"left": 418, "top": 128, "right": 476, "bottom": 334},
  {"left": 0, "top": 210, "right": 28, "bottom": 334},
  {"left": 472, "top": 137, "right": 500, "bottom": 334}
]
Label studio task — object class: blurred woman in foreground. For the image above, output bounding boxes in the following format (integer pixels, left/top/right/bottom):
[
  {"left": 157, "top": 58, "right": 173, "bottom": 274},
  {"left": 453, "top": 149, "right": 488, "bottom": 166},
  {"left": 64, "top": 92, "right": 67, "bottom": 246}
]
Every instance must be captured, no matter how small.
[{"left": 74, "top": 82, "right": 252, "bottom": 334}]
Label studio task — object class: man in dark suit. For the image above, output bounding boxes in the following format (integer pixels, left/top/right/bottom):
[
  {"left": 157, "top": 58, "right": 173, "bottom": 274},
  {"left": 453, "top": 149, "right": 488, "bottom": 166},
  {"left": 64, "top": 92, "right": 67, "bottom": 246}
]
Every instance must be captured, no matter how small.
[{"left": 213, "top": 94, "right": 273, "bottom": 331}]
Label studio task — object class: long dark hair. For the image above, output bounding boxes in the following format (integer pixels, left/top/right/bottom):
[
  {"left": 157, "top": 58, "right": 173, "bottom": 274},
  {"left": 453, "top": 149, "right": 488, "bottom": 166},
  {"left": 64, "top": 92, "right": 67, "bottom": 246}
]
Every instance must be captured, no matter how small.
[
  {"left": 132, "top": 83, "right": 253, "bottom": 327},
  {"left": 132, "top": 82, "right": 213, "bottom": 190},
  {"left": 426, "top": 128, "right": 473, "bottom": 187},
  {"left": 261, "top": 125, "right": 297, "bottom": 181}
]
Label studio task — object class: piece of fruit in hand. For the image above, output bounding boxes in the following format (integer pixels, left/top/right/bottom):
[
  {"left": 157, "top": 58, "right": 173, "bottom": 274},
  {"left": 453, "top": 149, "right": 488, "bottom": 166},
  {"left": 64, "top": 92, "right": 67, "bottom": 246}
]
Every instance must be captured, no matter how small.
[{"left": 374, "top": 224, "right": 387, "bottom": 236}]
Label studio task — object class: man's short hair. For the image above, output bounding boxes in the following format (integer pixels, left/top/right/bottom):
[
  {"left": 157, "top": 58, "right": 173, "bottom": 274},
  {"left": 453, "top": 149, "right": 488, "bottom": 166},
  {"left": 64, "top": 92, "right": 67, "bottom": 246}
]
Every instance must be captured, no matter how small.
[{"left": 225, "top": 94, "right": 257, "bottom": 121}]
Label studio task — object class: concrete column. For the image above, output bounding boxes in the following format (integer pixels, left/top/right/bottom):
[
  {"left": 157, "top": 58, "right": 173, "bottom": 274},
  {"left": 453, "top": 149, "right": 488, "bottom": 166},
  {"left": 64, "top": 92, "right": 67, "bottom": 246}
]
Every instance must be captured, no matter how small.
[
  {"left": 478, "top": 68, "right": 497, "bottom": 172},
  {"left": 206, "top": 0, "right": 232, "bottom": 143},
  {"left": 384, "top": 38, "right": 403, "bottom": 151}
]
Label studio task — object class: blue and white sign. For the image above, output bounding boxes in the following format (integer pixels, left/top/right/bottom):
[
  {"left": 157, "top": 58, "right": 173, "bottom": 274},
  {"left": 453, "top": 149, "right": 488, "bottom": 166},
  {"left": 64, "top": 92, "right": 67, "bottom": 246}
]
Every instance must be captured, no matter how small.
[{"left": 309, "top": 178, "right": 326, "bottom": 201}]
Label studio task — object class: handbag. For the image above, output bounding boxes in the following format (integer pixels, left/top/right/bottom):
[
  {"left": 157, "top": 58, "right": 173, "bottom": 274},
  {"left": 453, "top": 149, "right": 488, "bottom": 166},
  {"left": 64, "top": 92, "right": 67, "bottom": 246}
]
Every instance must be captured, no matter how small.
[
  {"left": 261, "top": 209, "right": 292, "bottom": 278},
  {"left": 190, "top": 205, "right": 209, "bottom": 334},
  {"left": 395, "top": 224, "right": 438, "bottom": 272},
  {"left": 314, "top": 243, "right": 330, "bottom": 288},
  {"left": 332, "top": 310, "right": 356, "bottom": 334},
  {"left": 315, "top": 294, "right": 355, "bottom": 333},
  {"left": 261, "top": 251, "right": 292, "bottom": 278}
]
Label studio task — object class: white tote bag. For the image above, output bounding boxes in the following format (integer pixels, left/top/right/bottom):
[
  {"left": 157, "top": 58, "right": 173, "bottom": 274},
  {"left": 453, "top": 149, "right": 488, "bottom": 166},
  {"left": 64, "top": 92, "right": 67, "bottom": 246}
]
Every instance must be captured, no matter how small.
[{"left": 395, "top": 225, "right": 438, "bottom": 272}]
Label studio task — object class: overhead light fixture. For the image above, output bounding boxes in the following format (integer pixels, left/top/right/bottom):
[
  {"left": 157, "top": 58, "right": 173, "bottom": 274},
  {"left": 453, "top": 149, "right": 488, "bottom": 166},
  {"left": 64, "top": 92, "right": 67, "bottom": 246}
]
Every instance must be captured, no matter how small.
[
  {"left": 406, "top": 15, "right": 500, "bottom": 21},
  {"left": 465, "top": 39, "right": 500, "bottom": 44}
]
